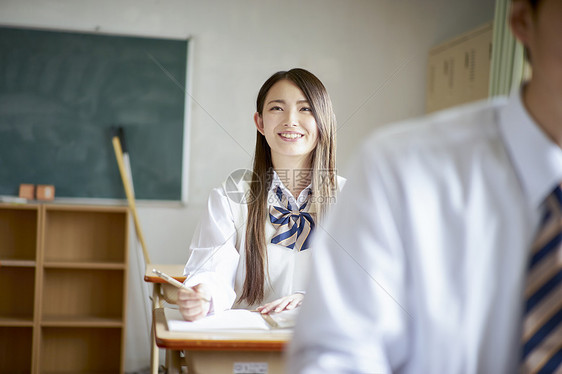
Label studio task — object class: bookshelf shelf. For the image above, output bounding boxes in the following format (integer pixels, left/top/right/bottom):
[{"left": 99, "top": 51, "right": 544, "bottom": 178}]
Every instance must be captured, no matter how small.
[{"left": 0, "top": 259, "right": 36, "bottom": 267}]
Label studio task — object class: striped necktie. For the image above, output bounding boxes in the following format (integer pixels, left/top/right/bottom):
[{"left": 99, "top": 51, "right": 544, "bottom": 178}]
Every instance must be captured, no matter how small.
[
  {"left": 521, "top": 185, "right": 562, "bottom": 373},
  {"left": 269, "top": 186, "right": 315, "bottom": 251}
]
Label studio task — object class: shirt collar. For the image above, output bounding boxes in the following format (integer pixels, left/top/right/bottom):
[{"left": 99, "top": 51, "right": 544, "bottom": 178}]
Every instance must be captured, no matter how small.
[
  {"left": 270, "top": 170, "right": 312, "bottom": 208},
  {"left": 499, "top": 87, "right": 562, "bottom": 209}
]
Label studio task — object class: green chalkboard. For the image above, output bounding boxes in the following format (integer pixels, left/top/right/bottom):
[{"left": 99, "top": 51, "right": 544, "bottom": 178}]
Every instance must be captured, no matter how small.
[{"left": 0, "top": 27, "right": 187, "bottom": 200}]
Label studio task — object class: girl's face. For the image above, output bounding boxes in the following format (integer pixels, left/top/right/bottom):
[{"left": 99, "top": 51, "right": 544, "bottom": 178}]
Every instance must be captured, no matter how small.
[{"left": 254, "top": 79, "right": 319, "bottom": 168}]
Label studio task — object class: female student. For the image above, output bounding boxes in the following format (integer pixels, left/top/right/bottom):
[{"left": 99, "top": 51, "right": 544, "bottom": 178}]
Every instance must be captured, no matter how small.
[{"left": 177, "top": 68, "right": 343, "bottom": 321}]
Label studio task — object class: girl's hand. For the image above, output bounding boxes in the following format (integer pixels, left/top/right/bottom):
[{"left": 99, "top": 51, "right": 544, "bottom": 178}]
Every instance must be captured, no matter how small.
[
  {"left": 256, "top": 293, "right": 304, "bottom": 314},
  {"left": 177, "top": 283, "right": 211, "bottom": 321}
]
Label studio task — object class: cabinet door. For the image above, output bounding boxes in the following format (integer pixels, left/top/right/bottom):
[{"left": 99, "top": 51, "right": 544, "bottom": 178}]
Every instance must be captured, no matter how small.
[{"left": 426, "top": 23, "right": 493, "bottom": 113}]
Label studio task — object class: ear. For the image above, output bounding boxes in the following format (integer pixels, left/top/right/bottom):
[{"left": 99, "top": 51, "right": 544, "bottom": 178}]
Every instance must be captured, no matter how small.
[
  {"left": 254, "top": 112, "right": 265, "bottom": 135},
  {"left": 509, "top": 0, "right": 534, "bottom": 46}
]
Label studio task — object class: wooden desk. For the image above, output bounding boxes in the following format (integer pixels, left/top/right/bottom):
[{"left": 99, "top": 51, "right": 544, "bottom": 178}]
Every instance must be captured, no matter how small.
[
  {"left": 144, "top": 264, "right": 186, "bottom": 374},
  {"left": 153, "top": 308, "right": 291, "bottom": 374}
]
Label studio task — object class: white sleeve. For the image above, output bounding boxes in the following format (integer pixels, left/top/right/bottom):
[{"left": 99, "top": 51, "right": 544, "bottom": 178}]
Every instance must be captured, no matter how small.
[
  {"left": 287, "top": 145, "right": 410, "bottom": 373},
  {"left": 183, "top": 187, "right": 239, "bottom": 313}
]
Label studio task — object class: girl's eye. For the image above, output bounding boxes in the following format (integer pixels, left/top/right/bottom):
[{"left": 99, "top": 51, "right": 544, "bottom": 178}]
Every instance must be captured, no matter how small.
[
  {"left": 301, "top": 107, "right": 312, "bottom": 112},
  {"left": 270, "top": 106, "right": 282, "bottom": 111}
]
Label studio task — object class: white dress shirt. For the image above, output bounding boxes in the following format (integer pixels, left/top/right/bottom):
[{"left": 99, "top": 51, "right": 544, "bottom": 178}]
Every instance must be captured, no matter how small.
[
  {"left": 288, "top": 91, "right": 562, "bottom": 374},
  {"left": 183, "top": 171, "right": 344, "bottom": 312}
]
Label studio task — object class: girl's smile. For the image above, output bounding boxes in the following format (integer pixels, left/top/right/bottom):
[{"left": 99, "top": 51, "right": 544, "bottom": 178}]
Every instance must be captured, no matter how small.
[{"left": 278, "top": 131, "right": 305, "bottom": 141}]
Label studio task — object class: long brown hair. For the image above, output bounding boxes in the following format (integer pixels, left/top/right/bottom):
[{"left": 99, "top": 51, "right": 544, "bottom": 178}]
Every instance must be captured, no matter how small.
[{"left": 239, "top": 68, "right": 338, "bottom": 305}]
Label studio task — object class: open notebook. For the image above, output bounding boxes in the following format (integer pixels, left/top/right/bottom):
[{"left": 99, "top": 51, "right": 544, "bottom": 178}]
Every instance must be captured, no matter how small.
[{"left": 164, "top": 307, "right": 298, "bottom": 332}]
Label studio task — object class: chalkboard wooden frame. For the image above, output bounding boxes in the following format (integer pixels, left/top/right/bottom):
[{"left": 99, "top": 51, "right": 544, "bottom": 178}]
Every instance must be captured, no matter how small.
[{"left": 0, "top": 26, "right": 188, "bottom": 201}]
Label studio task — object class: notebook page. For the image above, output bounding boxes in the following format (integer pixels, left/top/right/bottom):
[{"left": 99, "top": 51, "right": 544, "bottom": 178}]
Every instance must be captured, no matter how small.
[{"left": 165, "top": 308, "right": 271, "bottom": 331}]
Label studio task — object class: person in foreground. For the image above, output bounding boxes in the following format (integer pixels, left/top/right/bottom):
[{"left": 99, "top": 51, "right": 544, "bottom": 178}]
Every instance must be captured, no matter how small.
[
  {"left": 177, "top": 68, "right": 343, "bottom": 321},
  {"left": 288, "top": 0, "right": 562, "bottom": 372}
]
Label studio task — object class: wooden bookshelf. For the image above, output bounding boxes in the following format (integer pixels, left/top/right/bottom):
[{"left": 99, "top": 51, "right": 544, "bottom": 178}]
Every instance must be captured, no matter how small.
[{"left": 0, "top": 203, "right": 129, "bottom": 374}]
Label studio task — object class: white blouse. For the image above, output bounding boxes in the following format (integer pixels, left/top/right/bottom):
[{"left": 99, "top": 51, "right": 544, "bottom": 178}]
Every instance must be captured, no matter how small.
[
  {"left": 183, "top": 171, "right": 344, "bottom": 312},
  {"left": 288, "top": 91, "right": 562, "bottom": 373}
]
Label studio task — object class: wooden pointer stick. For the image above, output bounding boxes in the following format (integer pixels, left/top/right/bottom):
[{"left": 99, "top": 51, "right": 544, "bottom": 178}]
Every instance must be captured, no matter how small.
[{"left": 112, "top": 135, "right": 151, "bottom": 264}]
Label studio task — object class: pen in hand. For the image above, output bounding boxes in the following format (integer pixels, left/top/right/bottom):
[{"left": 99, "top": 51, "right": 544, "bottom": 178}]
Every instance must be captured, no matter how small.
[{"left": 152, "top": 268, "right": 211, "bottom": 303}]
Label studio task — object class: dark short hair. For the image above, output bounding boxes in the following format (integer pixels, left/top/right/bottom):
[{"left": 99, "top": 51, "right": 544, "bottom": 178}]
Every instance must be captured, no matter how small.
[{"left": 515, "top": 0, "right": 541, "bottom": 9}]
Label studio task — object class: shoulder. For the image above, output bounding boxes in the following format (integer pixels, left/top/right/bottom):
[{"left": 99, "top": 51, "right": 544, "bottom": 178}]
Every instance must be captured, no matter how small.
[
  {"left": 360, "top": 98, "right": 508, "bottom": 164},
  {"left": 211, "top": 169, "right": 254, "bottom": 224},
  {"left": 215, "top": 169, "right": 253, "bottom": 201},
  {"left": 200, "top": 169, "right": 253, "bottom": 216}
]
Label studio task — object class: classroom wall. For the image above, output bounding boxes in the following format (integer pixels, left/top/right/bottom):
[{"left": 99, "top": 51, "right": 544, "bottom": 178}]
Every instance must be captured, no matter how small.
[{"left": 0, "top": 0, "right": 495, "bottom": 371}]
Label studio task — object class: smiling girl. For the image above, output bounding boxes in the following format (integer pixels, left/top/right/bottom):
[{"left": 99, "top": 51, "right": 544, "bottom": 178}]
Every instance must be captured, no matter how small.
[{"left": 177, "top": 68, "right": 343, "bottom": 321}]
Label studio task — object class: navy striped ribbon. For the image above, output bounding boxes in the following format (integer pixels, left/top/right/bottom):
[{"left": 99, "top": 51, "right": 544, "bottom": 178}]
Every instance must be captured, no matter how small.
[
  {"left": 521, "top": 185, "right": 562, "bottom": 373},
  {"left": 269, "top": 186, "right": 315, "bottom": 251}
]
